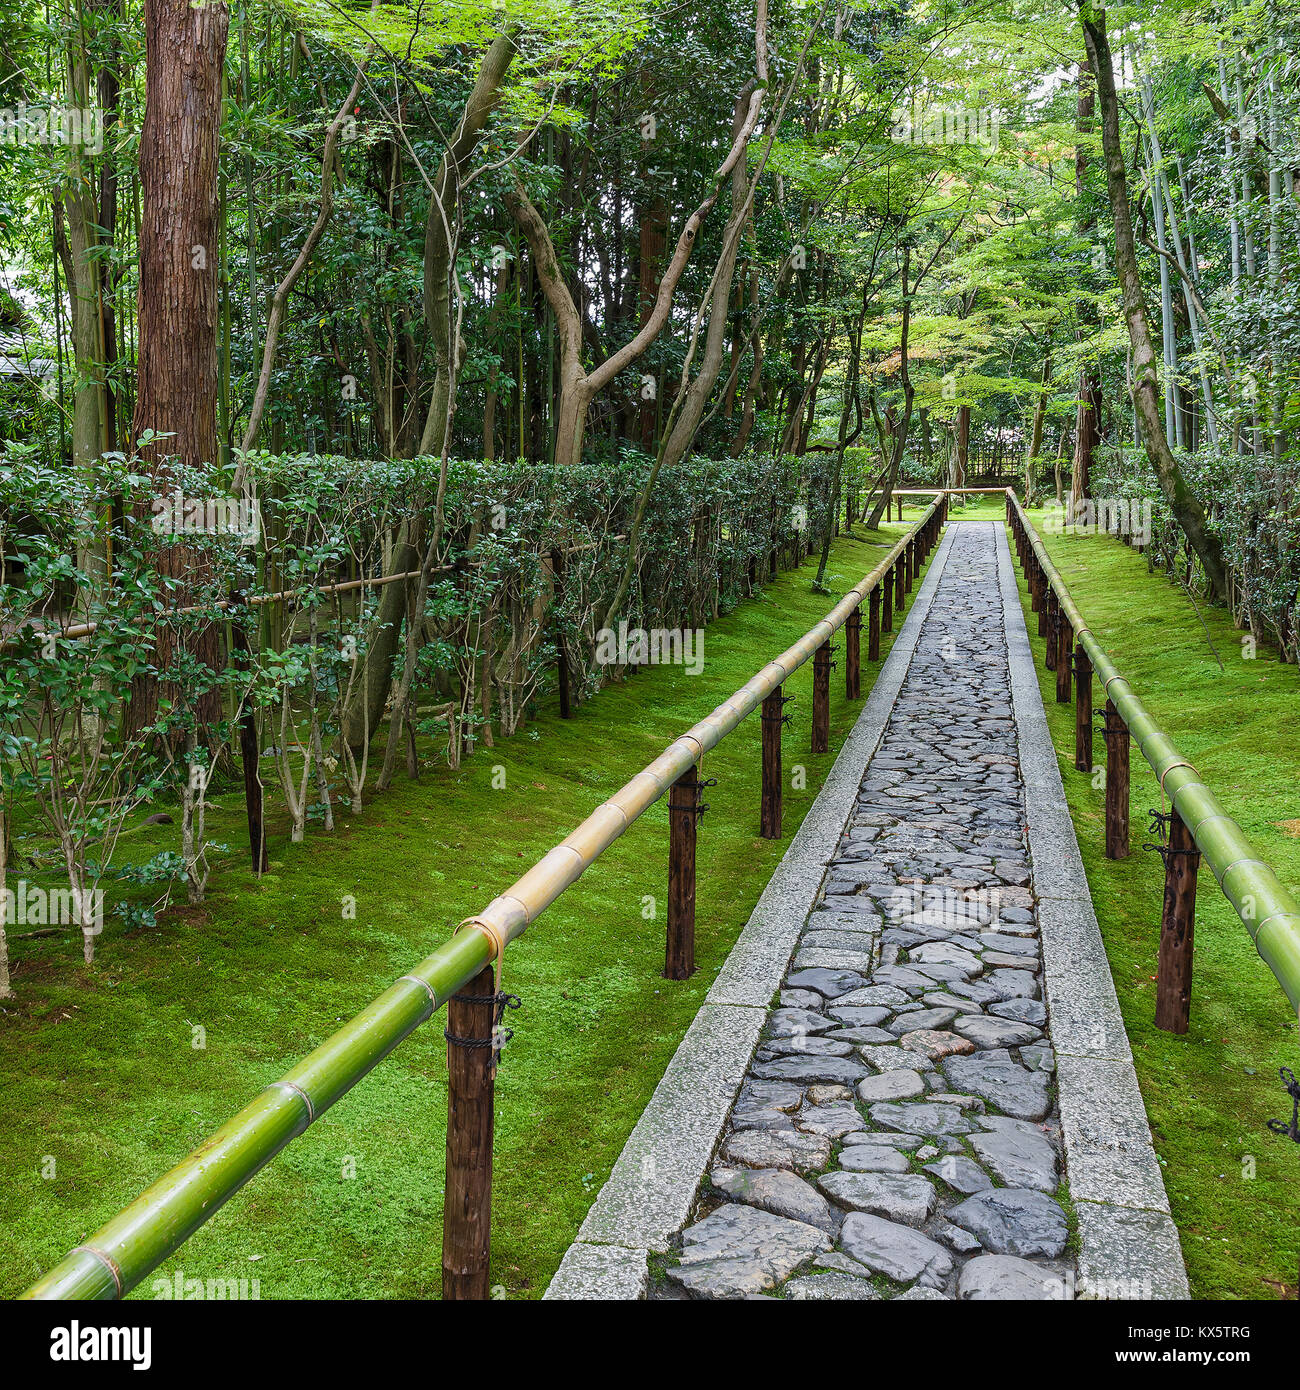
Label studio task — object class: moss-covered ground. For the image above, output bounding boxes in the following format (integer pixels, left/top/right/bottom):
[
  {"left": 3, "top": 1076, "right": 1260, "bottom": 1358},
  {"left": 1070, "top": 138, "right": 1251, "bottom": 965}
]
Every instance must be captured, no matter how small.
[{"left": 0, "top": 517, "right": 929, "bottom": 1300}]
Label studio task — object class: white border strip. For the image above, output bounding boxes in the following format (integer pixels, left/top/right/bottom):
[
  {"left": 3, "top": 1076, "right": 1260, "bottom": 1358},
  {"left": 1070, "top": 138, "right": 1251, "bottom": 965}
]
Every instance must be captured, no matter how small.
[
  {"left": 544, "top": 526, "right": 958, "bottom": 1299},
  {"left": 994, "top": 519, "right": 1190, "bottom": 1301}
]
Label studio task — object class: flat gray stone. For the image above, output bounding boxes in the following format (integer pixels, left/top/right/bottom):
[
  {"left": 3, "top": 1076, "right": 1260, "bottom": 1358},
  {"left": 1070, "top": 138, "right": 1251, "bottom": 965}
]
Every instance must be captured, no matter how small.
[
  {"left": 796, "top": 1101, "right": 867, "bottom": 1139},
  {"left": 923, "top": 1154, "right": 993, "bottom": 1194},
  {"left": 818, "top": 1172, "right": 936, "bottom": 1226},
  {"left": 836, "top": 984, "right": 911, "bottom": 1007},
  {"left": 838, "top": 1146, "right": 911, "bottom": 1173},
  {"left": 762, "top": 1036, "right": 855, "bottom": 1059},
  {"left": 750, "top": 1055, "right": 870, "bottom": 1087},
  {"left": 970, "top": 1127, "right": 1058, "bottom": 1192},
  {"left": 941, "top": 1049, "right": 1051, "bottom": 1121},
  {"left": 837, "top": 1212, "right": 955, "bottom": 1285},
  {"left": 783, "top": 968, "right": 868, "bottom": 998},
  {"left": 719, "top": 1127, "right": 833, "bottom": 1174},
  {"left": 768, "top": 1007, "right": 837, "bottom": 1038},
  {"left": 958, "top": 1254, "right": 1059, "bottom": 1300},
  {"left": 710, "top": 1167, "right": 839, "bottom": 1235},
  {"left": 672, "top": 1204, "right": 831, "bottom": 1298},
  {"left": 867, "top": 1101, "right": 978, "bottom": 1136},
  {"left": 856, "top": 1069, "right": 926, "bottom": 1103},
  {"left": 859, "top": 1044, "right": 936, "bottom": 1073},
  {"left": 952, "top": 1014, "right": 1043, "bottom": 1049},
  {"left": 784, "top": 1272, "right": 880, "bottom": 1300},
  {"left": 989, "top": 996, "right": 1047, "bottom": 1026},
  {"left": 949, "top": 1188, "right": 1068, "bottom": 1258},
  {"left": 793, "top": 948, "right": 876, "bottom": 974},
  {"left": 886, "top": 1006, "right": 959, "bottom": 1035},
  {"left": 840, "top": 1131, "right": 924, "bottom": 1150}
]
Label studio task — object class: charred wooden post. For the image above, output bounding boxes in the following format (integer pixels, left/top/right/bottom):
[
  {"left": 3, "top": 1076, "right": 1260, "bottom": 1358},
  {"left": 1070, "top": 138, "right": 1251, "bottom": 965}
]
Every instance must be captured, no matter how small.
[
  {"left": 1056, "top": 615, "right": 1072, "bottom": 703},
  {"left": 868, "top": 586, "right": 882, "bottom": 663},
  {"left": 845, "top": 608, "right": 862, "bottom": 699},
  {"left": 1103, "top": 698, "right": 1131, "bottom": 859},
  {"left": 812, "top": 640, "right": 833, "bottom": 753},
  {"left": 1154, "top": 810, "right": 1201, "bottom": 1034},
  {"left": 443, "top": 965, "right": 499, "bottom": 1300},
  {"left": 1074, "top": 645, "right": 1093, "bottom": 772},
  {"left": 894, "top": 553, "right": 906, "bottom": 613},
  {"left": 666, "top": 762, "right": 701, "bottom": 979},
  {"left": 760, "top": 688, "right": 789, "bottom": 839},
  {"left": 882, "top": 570, "right": 893, "bottom": 634}
]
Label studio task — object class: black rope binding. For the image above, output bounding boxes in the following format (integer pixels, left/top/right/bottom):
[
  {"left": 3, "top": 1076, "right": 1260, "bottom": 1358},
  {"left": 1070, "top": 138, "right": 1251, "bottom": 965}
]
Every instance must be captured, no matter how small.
[
  {"left": 445, "top": 991, "right": 522, "bottom": 1059},
  {"left": 1267, "top": 1067, "right": 1300, "bottom": 1143},
  {"left": 1143, "top": 808, "right": 1197, "bottom": 862},
  {"left": 761, "top": 693, "right": 796, "bottom": 728}
]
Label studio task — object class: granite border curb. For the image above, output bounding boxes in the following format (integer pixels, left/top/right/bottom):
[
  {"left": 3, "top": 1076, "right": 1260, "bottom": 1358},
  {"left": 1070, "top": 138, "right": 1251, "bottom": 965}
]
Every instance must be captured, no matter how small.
[
  {"left": 544, "top": 524, "right": 958, "bottom": 1299},
  {"left": 993, "top": 519, "right": 1190, "bottom": 1301}
]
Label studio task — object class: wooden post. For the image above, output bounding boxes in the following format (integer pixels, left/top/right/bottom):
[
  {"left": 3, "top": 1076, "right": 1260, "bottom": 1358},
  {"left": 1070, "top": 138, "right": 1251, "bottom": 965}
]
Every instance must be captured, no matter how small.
[
  {"left": 1155, "top": 811, "right": 1200, "bottom": 1034},
  {"left": 882, "top": 570, "right": 893, "bottom": 634},
  {"left": 1103, "top": 698, "right": 1130, "bottom": 859},
  {"left": 443, "top": 964, "right": 498, "bottom": 1300},
  {"left": 666, "top": 763, "right": 699, "bottom": 979},
  {"left": 908, "top": 537, "right": 917, "bottom": 588},
  {"left": 227, "top": 594, "right": 268, "bottom": 875},
  {"left": 1074, "top": 645, "right": 1092, "bottom": 772},
  {"left": 868, "top": 586, "right": 881, "bottom": 662},
  {"left": 812, "top": 640, "right": 831, "bottom": 754},
  {"left": 894, "top": 554, "right": 905, "bottom": 613},
  {"left": 760, "top": 688, "right": 783, "bottom": 839},
  {"left": 845, "top": 608, "right": 862, "bottom": 699},
  {"left": 1056, "top": 616, "right": 1072, "bottom": 703}
]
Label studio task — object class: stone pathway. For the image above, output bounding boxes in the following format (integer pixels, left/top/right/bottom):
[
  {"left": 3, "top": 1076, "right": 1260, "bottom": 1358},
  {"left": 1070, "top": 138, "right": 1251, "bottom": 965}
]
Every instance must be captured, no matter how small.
[{"left": 662, "top": 522, "right": 1076, "bottom": 1301}]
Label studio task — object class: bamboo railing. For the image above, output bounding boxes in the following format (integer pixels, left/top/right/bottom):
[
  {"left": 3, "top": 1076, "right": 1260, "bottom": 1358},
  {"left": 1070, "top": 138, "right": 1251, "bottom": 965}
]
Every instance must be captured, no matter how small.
[
  {"left": 23, "top": 498, "right": 947, "bottom": 1301},
  {"left": 1007, "top": 493, "right": 1300, "bottom": 1017}
]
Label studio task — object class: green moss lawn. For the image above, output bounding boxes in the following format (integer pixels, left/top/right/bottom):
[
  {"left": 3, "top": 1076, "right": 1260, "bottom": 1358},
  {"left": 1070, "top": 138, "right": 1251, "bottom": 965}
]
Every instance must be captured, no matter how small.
[{"left": 0, "top": 516, "right": 930, "bottom": 1300}]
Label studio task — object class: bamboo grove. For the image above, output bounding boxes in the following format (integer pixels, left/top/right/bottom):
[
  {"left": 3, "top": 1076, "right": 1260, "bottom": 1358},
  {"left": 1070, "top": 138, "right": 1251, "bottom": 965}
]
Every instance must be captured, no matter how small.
[{"left": 0, "top": 0, "right": 1297, "bottom": 993}]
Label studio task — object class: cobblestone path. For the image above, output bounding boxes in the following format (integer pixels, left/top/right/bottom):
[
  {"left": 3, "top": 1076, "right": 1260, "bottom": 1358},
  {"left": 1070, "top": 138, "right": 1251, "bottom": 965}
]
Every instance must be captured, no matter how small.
[{"left": 663, "top": 521, "right": 1076, "bottom": 1301}]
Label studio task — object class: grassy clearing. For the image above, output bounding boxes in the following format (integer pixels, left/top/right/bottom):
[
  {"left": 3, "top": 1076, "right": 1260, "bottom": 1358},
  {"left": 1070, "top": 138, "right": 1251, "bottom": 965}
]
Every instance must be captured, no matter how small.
[
  {"left": 972, "top": 495, "right": 1298, "bottom": 1301},
  {"left": 0, "top": 516, "right": 931, "bottom": 1301}
]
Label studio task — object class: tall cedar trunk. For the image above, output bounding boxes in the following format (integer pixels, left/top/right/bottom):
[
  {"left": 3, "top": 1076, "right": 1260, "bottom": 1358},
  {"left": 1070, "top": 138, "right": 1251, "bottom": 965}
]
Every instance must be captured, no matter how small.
[
  {"left": 1080, "top": 6, "right": 1228, "bottom": 598},
  {"left": 129, "top": 0, "right": 229, "bottom": 732},
  {"left": 1071, "top": 61, "right": 1100, "bottom": 513}
]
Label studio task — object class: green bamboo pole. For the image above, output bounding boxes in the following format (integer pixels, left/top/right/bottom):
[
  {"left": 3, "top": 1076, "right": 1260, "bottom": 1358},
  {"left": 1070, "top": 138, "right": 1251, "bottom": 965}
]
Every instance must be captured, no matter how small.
[
  {"left": 1009, "top": 495, "right": 1300, "bottom": 1011},
  {"left": 25, "top": 502, "right": 944, "bottom": 1301}
]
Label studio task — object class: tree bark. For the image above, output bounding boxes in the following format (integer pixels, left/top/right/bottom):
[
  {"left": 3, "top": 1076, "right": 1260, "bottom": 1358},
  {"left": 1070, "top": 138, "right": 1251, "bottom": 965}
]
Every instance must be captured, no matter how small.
[
  {"left": 1080, "top": 5, "right": 1228, "bottom": 598},
  {"left": 129, "top": 0, "right": 229, "bottom": 731},
  {"left": 1071, "top": 60, "right": 1100, "bottom": 514}
]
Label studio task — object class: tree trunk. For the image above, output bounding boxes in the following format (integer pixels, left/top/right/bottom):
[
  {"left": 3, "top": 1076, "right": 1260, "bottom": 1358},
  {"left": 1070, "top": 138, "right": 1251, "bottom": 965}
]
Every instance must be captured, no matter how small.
[
  {"left": 129, "top": 0, "right": 229, "bottom": 731},
  {"left": 1080, "top": 6, "right": 1228, "bottom": 599},
  {"left": 1071, "top": 59, "right": 1100, "bottom": 515}
]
